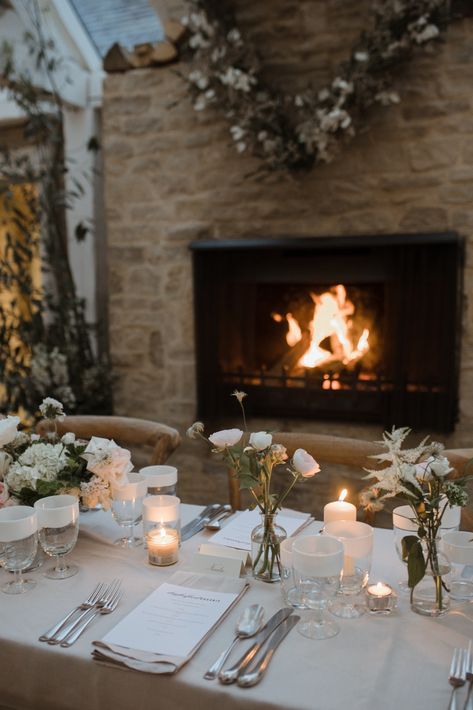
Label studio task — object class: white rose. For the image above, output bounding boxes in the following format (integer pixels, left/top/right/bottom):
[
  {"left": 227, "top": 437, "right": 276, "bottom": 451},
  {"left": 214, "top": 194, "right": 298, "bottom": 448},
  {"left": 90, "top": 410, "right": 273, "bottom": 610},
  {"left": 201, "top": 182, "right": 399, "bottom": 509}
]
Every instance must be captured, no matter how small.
[
  {"left": 0, "top": 416, "right": 20, "bottom": 447},
  {"left": 82, "top": 437, "right": 133, "bottom": 486},
  {"left": 249, "top": 431, "right": 272, "bottom": 451},
  {"left": 293, "top": 448, "right": 320, "bottom": 478},
  {"left": 430, "top": 455, "right": 452, "bottom": 478},
  {"left": 61, "top": 432, "right": 76, "bottom": 445},
  {"left": 208, "top": 429, "right": 243, "bottom": 448}
]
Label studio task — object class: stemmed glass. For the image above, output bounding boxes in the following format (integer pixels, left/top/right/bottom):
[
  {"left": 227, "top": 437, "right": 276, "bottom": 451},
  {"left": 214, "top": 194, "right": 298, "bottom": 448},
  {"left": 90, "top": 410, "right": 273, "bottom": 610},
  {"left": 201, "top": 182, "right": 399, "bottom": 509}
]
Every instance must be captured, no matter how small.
[
  {"left": 441, "top": 531, "right": 473, "bottom": 600},
  {"left": 0, "top": 506, "right": 38, "bottom": 594},
  {"left": 324, "top": 520, "right": 373, "bottom": 618},
  {"left": 111, "top": 473, "right": 147, "bottom": 548},
  {"left": 292, "top": 534, "right": 344, "bottom": 640},
  {"left": 35, "top": 494, "right": 80, "bottom": 579}
]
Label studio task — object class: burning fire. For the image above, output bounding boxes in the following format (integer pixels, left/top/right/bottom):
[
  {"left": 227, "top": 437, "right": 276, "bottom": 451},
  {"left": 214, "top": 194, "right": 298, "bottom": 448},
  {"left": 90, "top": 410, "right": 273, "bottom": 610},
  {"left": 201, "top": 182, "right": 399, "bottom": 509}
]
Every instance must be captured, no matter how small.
[{"left": 273, "top": 284, "right": 370, "bottom": 369}]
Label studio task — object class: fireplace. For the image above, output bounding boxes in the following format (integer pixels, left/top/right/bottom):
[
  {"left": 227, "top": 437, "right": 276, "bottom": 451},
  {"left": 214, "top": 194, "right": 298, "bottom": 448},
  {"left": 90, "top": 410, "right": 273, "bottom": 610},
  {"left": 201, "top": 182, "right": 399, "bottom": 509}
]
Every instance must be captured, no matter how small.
[{"left": 191, "top": 233, "right": 463, "bottom": 432}]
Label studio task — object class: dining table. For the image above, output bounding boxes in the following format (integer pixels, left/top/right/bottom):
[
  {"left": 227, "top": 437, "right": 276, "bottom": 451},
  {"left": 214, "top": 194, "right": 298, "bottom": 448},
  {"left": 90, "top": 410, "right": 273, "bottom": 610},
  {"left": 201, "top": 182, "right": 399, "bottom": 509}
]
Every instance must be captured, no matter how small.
[{"left": 0, "top": 503, "right": 472, "bottom": 710}]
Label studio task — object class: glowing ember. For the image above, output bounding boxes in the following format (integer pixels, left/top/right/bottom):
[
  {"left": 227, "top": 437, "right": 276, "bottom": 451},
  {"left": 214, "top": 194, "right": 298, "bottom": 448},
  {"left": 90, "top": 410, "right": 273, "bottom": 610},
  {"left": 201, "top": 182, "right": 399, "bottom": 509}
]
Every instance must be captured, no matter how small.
[{"left": 278, "top": 284, "right": 370, "bottom": 369}]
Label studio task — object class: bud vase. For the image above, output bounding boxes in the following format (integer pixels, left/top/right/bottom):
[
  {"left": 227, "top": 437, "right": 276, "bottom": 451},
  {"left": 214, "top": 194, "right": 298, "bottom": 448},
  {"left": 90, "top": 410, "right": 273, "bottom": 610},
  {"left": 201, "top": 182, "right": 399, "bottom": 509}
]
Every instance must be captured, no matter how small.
[
  {"left": 410, "top": 537, "right": 451, "bottom": 617},
  {"left": 251, "top": 513, "right": 287, "bottom": 583}
]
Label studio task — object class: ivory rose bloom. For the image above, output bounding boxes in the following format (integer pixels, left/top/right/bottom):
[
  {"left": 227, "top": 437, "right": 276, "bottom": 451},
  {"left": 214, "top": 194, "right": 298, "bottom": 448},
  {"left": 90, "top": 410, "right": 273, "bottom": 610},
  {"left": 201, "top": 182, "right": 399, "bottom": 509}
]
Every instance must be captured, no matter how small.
[
  {"left": 82, "top": 437, "right": 133, "bottom": 486},
  {"left": 293, "top": 448, "right": 320, "bottom": 478},
  {"left": 415, "top": 455, "right": 452, "bottom": 481},
  {"left": 208, "top": 429, "right": 243, "bottom": 448},
  {"left": 249, "top": 431, "right": 272, "bottom": 451},
  {"left": 0, "top": 416, "right": 20, "bottom": 447}
]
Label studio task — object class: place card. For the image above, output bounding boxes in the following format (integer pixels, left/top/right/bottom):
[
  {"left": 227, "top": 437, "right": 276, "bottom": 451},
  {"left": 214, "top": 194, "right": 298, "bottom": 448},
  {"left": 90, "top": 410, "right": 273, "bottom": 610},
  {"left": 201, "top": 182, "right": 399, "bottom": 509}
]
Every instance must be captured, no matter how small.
[
  {"left": 192, "top": 552, "right": 244, "bottom": 577},
  {"left": 102, "top": 578, "right": 244, "bottom": 658},
  {"left": 209, "top": 508, "right": 312, "bottom": 551}
]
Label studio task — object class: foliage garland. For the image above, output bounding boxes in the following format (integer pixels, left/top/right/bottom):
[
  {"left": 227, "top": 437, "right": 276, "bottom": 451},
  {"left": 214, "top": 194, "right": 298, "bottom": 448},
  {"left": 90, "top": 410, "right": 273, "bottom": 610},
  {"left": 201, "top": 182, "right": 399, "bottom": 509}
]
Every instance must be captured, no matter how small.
[
  {"left": 0, "top": 2, "right": 111, "bottom": 417},
  {"left": 183, "top": 0, "right": 455, "bottom": 171}
]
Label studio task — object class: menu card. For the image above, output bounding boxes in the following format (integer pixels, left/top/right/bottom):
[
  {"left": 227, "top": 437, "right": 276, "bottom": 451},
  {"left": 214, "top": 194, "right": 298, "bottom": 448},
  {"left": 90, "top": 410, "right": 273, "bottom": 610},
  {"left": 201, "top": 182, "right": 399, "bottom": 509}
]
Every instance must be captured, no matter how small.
[{"left": 209, "top": 508, "right": 312, "bottom": 551}]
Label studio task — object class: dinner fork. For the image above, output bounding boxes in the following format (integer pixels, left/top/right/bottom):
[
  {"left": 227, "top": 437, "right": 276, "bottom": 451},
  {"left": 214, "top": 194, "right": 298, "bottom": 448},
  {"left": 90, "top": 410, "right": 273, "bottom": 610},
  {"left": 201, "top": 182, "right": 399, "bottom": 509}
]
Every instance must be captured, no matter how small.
[
  {"left": 462, "top": 643, "right": 473, "bottom": 710},
  {"left": 448, "top": 647, "right": 467, "bottom": 710},
  {"left": 60, "top": 586, "right": 122, "bottom": 647},
  {"left": 47, "top": 579, "right": 121, "bottom": 645},
  {"left": 39, "top": 582, "right": 107, "bottom": 642}
]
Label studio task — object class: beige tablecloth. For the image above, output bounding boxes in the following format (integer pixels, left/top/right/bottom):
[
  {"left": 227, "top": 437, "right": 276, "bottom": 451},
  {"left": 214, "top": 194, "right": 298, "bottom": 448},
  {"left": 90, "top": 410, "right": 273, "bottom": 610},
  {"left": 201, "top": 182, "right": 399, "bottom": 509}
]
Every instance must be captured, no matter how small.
[{"left": 0, "top": 504, "right": 472, "bottom": 710}]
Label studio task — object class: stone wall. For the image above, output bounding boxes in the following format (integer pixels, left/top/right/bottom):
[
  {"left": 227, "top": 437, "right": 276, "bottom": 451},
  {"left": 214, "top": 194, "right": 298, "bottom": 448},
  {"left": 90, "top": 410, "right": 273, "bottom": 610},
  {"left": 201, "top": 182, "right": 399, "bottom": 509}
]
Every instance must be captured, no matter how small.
[{"left": 102, "top": 2, "right": 473, "bottom": 516}]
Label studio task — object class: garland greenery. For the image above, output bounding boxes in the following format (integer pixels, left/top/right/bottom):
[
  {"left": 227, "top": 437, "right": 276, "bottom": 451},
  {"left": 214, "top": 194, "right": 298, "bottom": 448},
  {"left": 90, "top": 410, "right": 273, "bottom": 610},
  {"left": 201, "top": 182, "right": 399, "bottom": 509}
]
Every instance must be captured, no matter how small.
[
  {"left": 183, "top": 0, "right": 455, "bottom": 171},
  {"left": 0, "top": 2, "right": 111, "bottom": 417}
]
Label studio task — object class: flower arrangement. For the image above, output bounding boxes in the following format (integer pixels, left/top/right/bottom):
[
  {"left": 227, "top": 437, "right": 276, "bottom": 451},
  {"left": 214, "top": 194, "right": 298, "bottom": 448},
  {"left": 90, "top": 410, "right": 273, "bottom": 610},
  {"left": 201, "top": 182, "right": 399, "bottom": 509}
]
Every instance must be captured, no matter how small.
[
  {"left": 187, "top": 391, "right": 320, "bottom": 580},
  {"left": 360, "top": 427, "right": 470, "bottom": 614},
  {"left": 182, "top": 0, "right": 452, "bottom": 171},
  {"left": 0, "top": 398, "right": 132, "bottom": 510}
]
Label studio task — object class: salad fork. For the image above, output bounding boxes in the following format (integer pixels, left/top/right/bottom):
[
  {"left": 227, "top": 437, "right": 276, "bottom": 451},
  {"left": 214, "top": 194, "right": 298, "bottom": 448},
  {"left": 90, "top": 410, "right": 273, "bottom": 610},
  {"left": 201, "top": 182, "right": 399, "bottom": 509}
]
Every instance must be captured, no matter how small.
[
  {"left": 60, "top": 586, "right": 122, "bottom": 647},
  {"left": 39, "top": 582, "right": 107, "bottom": 642},
  {"left": 448, "top": 647, "right": 466, "bottom": 710}
]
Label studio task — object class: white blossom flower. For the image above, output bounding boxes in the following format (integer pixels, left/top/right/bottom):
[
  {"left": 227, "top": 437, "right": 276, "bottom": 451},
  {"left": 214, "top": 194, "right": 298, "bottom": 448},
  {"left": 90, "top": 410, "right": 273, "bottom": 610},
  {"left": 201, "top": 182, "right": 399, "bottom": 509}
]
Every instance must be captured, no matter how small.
[
  {"left": 293, "top": 449, "right": 320, "bottom": 478},
  {"left": 332, "top": 77, "right": 354, "bottom": 95},
  {"left": 0, "top": 416, "right": 20, "bottom": 447},
  {"left": 270, "top": 444, "right": 288, "bottom": 464},
  {"left": 61, "top": 432, "right": 76, "bottom": 445},
  {"left": 236, "top": 141, "right": 247, "bottom": 153},
  {"left": 257, "top": 130, "right": 268, "bottom": 142},
  {"left": 227, "top": 28, "right": 242, "bottom": 44},
  {"left": 194, "top": 96, "right": 207, "bottom": 111},
  {"left": 80, "top": 477, "right": 111, "bottom": 510},
  {"left": 82, "top": 437, "right": 132, "bottom": 487},
  {"left": 39, "top": 397, "right": 65, "bottom": 421},
  {"left": 354, "top": 51, "right": 369, "bottom": 62},
  {"left": 6, "top": 442, "right": 67, "bottom": 492},
  {"left": 231, "top": 390, "right": 247, "bottom": 403},
  {"left": 219, "top": 67, "right": 256, "bottom": 93},
  {"left": 230, "top": 125, "right": 245, "bottom": 141},
  {"left": 208, "top": 429, "right": 243, "bottom": 448},
  {"left": 249, "top": 432, "right": 272, "bottom": 451},
  {"left": 186, "top": 422, "right": 205, "bottom": 439}
]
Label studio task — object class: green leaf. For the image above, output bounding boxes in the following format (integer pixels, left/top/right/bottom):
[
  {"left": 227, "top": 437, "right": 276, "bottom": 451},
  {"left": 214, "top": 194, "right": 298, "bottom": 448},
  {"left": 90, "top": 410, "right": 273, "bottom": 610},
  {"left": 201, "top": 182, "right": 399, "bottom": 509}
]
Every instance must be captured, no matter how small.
[
  {"left": 405, "top": 538, "right": 426, "bottom": 589},
  {"left": 401, "top": 534, "right": 419, "bottom": 562},
  {"left": 239, "top": 475, "right": 258, "bottom": 490}
]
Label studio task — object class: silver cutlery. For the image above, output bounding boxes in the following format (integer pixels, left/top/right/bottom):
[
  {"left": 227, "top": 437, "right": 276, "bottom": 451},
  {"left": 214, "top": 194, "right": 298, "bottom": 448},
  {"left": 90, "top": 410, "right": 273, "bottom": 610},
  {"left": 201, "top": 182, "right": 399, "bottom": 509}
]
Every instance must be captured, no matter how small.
[
  {"left": 47, "top": 579, "right": 121, "bottom": 645},
  {"left": 39, "top": 582, "right": 107, "bottom": 642},
  {"left": 181, "top": 504, "right": 226, "bottom": 541},
  {"left": 205, "top": 505, "right": 233, "bottom": 531},
  {"left": 449, "top": 647, "right": 467, "bottom": 710},
  {"left": 463, "top": 643, "right": 473, "bottom": 710},
  {"left": 60, "top": 586, "right": 122, "bottom": 647},
  {"left": 218, "top": 607, "right": 293, "bottom": 684},
  {"left": 204, "top": 603, "right": 264, "bottom": 680},
  {"left": 181, "top": 504, "right": 222, "bottom": 541},
  {"left": 237, "top": 615, "right": 300, "bottom": 687}
]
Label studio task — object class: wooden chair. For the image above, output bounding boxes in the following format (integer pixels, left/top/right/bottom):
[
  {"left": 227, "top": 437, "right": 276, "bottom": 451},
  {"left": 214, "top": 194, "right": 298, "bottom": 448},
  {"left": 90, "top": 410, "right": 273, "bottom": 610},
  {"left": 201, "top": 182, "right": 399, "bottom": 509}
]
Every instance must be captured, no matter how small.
[
  {"left": 37, "top": 415, "right": 180, "bottom": 466},
  {"left": 228, "top": 432, "right": 473, "bottom": 521}
]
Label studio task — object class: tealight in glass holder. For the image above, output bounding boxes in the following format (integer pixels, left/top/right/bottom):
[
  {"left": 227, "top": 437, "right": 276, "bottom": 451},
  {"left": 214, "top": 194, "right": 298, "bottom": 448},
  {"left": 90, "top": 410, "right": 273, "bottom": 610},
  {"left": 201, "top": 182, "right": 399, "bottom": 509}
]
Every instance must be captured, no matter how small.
[
  {"left": 147, "top": 527, "right": 179, "bottom": 566},
  {"left": 142, "top": 495, "right": 180, "bottom": 544},
  {"left": 365, "top": 582, "right": 397, "bottom": 615}
]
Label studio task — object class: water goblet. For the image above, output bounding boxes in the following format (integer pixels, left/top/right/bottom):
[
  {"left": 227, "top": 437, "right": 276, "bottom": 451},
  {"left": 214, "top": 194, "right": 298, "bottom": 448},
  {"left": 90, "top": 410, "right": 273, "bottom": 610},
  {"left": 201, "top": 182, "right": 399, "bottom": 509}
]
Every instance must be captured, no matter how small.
[
  {"left": 292, "top": 534, "right": 344, "bottom": 640},
  {"left": 0, "top": 506, "right": 38, "bottom": 594},
  {"left": 324, "top": 520, "right": 373, "bottom": 618},
  {"left": 111, "top": 473, "right": 147, "bottom": 548},
  {"left": 35, "top": 494, "right": 79, "bottom": 579},
  {"left": 441, "top": 531, "right": 473, "bottom": 600}
]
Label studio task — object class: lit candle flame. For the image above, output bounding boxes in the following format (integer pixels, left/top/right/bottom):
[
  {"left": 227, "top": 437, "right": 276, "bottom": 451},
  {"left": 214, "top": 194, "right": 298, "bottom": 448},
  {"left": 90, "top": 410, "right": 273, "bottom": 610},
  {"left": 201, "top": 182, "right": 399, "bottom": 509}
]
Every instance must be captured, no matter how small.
[
  {"left": 376, "top": 582, "right": 383, "bottom": 593},
  {"left": 159, "top": 527, "right": 167, "bottom": 539},
  {"left": 338, "top": 489, "right": 347, "bottom": 502}
]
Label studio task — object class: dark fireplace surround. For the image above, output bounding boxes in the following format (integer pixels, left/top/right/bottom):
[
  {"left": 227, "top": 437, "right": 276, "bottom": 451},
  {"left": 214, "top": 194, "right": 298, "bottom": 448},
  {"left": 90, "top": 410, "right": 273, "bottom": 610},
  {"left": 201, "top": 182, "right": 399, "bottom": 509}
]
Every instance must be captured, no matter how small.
[{"left": 191, "top": 233, "right": 463, "bottom": 432}]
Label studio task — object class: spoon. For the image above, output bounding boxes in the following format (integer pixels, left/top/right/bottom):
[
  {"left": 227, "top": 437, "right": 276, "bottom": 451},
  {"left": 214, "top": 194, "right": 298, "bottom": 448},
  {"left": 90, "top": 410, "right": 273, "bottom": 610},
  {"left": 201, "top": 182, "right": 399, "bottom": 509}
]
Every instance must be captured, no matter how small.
[
  {"left": 205, "top": 505, "right": 233, "bottom": 530},
  {"left": 203, "top": 604, "right": 264, "bottom": 680}
]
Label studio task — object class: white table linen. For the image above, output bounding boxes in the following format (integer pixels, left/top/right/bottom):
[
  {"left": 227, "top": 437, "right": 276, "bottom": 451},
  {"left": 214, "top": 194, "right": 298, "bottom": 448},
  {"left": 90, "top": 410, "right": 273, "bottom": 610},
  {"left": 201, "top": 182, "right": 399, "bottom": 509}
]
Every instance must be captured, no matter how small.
[{"left": 0, "top": 504, "right": 472, "bottom": 710}]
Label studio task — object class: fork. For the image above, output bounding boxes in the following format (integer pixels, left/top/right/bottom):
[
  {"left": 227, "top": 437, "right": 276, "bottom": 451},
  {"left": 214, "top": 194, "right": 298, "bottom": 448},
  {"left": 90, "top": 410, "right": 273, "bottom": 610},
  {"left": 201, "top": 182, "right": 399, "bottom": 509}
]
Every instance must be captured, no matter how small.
[
  {"left": 449, "top": 647, "right": 467, "bottom": 710},
  {"left": 47, "top": 579, "right": 121, "bottom": 645},
  {"left": 39, "top": 582, "right": 107, "bottom": 642},
  {"left": 462, "top": 643, "right": 473, "bottom": 710},
  {"left": 60, "top": 586, "right": 122, "bottom": 647}
]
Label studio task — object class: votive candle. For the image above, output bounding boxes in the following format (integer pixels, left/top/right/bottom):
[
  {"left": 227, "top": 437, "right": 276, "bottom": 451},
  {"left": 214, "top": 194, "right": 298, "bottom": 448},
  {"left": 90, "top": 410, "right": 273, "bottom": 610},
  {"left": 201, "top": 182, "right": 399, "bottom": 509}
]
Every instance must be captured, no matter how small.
[
  {"left": 147, "top": 527, "right": 179, "bottom": 566},
  {"left": 366, "top": 582, "right": 397, "bottom": 614}
]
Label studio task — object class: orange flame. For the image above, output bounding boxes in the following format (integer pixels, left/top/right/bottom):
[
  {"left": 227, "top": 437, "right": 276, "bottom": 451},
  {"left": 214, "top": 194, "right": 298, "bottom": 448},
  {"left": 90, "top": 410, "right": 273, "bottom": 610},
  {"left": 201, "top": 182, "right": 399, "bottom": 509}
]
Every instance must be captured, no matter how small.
[{"left": 339, "top": 489, "right": 348, "bottom": 502}]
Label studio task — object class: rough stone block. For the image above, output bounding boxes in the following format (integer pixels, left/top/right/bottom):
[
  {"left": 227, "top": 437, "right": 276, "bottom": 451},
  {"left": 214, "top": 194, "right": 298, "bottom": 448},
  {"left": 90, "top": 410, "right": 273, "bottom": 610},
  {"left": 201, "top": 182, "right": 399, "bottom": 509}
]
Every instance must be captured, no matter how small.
[{"left": 399, "top": 207, "right": 449, "bottom": 231}]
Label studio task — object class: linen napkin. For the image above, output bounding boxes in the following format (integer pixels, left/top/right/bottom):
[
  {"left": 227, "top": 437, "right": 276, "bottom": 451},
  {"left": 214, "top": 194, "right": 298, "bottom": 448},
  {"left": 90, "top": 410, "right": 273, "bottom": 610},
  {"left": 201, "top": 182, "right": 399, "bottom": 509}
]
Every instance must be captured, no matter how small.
[{"left": 92, "top": 571, "right": 249, "bottom": 674}]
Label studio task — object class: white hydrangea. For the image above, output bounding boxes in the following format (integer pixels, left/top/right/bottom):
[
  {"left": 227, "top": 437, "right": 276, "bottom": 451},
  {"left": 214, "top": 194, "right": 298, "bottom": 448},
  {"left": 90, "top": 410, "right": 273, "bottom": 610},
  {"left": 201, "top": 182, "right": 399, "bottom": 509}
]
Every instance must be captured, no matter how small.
[{"left": 5, "top": 442, "right": 67, "bottom": 492}]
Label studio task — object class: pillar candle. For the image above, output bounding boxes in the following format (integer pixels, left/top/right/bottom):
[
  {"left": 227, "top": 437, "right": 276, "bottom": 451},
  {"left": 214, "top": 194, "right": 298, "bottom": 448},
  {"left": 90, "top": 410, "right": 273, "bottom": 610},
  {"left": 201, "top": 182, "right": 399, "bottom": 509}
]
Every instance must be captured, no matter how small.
[{"left": 324, "top": 489, "right": 357, "bottom": 523}]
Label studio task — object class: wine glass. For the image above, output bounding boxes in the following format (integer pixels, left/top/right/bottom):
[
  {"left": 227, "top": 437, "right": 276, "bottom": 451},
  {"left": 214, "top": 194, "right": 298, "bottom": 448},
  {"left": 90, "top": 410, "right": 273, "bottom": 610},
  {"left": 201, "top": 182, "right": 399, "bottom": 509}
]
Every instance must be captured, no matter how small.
[
  {"left": 324, "top": 520, "right": 373, "bottom": 618},
  {"left": 292, "top": 534, "right": 344, "bottom": 640},
  {"left": 111, "top": 473, "right": 147, "bottom": 548},
  {"left": 441, "top": 531, "right": 473, "bottom": 600},
  {"left": 35, "top": 494, "right": 79, "bottom": 579},
  {"left": 0, "top": 506, "right": 38, "bottom": 594}
]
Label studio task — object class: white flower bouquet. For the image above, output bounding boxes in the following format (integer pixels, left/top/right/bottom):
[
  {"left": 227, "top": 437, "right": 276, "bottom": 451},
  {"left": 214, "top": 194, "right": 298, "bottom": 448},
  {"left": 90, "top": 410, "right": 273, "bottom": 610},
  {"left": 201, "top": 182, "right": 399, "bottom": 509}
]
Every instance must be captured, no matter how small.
[{"left": 0, "top": 398, "right": 132, "bottom": 510}]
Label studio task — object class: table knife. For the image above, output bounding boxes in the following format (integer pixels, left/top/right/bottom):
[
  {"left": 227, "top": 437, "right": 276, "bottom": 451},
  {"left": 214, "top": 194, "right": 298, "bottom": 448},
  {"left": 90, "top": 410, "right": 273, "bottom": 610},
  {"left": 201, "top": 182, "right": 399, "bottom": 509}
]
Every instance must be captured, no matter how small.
[
  {"left": 181, "top": 504, "right": 223, "bottom": 541},
  {"left": 237, "top": 615, "right": 300, "bottom": 687},
  {"left": 218, "top": 607, "right": 294, "bottom": 684}
]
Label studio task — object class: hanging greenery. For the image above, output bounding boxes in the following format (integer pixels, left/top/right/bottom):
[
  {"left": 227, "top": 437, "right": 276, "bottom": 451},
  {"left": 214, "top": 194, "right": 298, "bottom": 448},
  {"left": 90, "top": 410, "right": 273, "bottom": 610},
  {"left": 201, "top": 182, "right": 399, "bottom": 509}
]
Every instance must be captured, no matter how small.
[
  {"left": 182, "top": 0, "right": 456, "bottom": 171},
  {"left": 0, "top": 2, "right": 111, "bottom": 416}
]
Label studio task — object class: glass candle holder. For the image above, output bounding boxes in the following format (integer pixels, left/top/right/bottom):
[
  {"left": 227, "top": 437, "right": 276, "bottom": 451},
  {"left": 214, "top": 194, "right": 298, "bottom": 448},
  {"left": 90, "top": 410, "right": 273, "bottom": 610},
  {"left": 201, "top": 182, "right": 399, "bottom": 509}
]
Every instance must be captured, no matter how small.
[
  {"left": 441, "top": 531, "right": 473, "bottom": 600},
  {"left": 365, "top": 582, "right": 397, "bottom": 614},
  {"left": 147, "top": 527, "right": 179, "bottom": 566},
  {"left": 140, "top": 465, "right": 178, "bottom": 496},
  {"left": 111, "top": 473, "right": 147, "bottom": 548},
  {"left": 142, "top": 495, "right": 180, "bottom": 543}
]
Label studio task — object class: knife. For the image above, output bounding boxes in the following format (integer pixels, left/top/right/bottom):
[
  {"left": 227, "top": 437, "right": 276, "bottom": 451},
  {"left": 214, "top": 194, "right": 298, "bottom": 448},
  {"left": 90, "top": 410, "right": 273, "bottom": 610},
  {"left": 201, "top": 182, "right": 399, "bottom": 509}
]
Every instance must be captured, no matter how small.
[
  {"left": 181, "top": 504, "right": 223, "bottom": 541},
  {"left": 218, "top": 607, "right": 294, "bottom": 684},
  {"left": 237, "top": 615, "right": 300, "bottom": 687}
]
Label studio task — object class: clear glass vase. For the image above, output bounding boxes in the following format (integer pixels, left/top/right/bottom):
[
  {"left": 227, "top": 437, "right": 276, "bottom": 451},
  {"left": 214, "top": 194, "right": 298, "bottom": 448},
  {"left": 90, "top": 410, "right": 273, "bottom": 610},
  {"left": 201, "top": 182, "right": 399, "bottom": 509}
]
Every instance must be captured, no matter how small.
[
  {"left": 411, "top": 537, "right": 451, "bottom": 617},
  {"left": 251, "top": 513, "right": 286, "bottom": 583}
]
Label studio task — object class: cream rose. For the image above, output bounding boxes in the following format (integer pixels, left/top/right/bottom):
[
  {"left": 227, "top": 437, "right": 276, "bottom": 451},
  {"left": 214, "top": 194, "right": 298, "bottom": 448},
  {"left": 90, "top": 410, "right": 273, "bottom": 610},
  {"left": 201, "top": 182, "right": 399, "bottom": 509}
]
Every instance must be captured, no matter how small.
[
  {"left": 249, "top": 431, "right": 272, "bottom": 451},
  {"left": 0, "top": 416, "right": 20, "bottom": 447},
  {"left": 82, "top": 437, "right": 133, "bottom": 486},
  {"left": 415, "top": 455, "right": 451, "bottom": 481},
  {"left": 208, "top": 428, "right": 243, "bottom": 448},
  {"left": 293, "top": 448, "right": 320, "bottom": 478}
]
